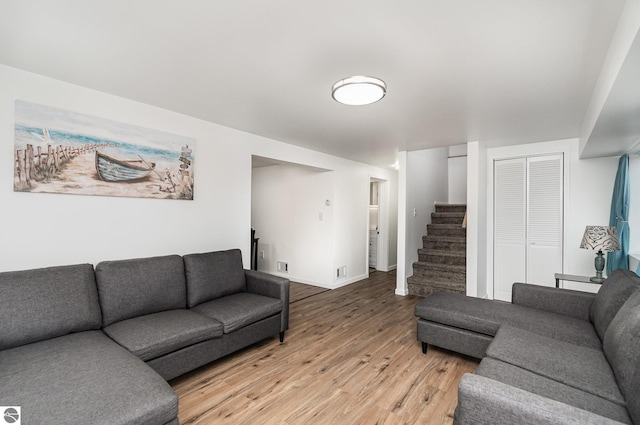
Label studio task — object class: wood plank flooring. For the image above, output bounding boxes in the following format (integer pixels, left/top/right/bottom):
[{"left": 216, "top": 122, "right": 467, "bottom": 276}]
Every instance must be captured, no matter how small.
[
  {"left": 170, "top": 271, "right": 479, "bottom": 424},
  {"left": 289, "top": 281, "right": 329, "bottom": 303}
]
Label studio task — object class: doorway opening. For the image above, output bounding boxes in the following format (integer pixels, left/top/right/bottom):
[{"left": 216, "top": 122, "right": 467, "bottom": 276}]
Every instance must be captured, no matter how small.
[{"left": 369, "top": 178, "right": 387, "bottom": 273}]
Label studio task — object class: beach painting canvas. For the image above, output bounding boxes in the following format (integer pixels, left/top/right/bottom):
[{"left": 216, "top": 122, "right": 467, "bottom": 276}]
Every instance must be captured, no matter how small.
[{"left": 13, "top": 100, "right": 195, "bottom": 200}]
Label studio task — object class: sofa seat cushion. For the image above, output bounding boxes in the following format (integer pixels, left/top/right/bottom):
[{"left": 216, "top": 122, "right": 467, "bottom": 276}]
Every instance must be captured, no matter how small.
[
  {"left": 415, "top": 292, "right": 601, "bottom": 349},
  {"left": 192, "top": 292, "right": 283, "bottom": 334},
  {"left": 476, "top": 357, "right": 632, "bottom": 424},
  {"left": 486, "top": 326, "right": 624, "bottom": 406},
  {"left": 103, "top": 309, "right": 223, "bottom": 361},
  {"left": 0, "top": 330, "right": 178, "bottom": 425}
]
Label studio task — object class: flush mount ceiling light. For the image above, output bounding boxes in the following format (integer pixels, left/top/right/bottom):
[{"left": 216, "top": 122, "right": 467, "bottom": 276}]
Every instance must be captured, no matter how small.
[{"left": 332, "top": 76, "right": 386, "bottom": 106}]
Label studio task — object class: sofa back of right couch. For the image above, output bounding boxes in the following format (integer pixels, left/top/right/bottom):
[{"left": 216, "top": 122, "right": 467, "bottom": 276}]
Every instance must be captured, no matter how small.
[
  {"left": 590, "top": 269, "right": 640, "bottom": 341},
  {"left": 183, "top": 249, "right": 246, "bottom": 308},
  {"left": 603, "top": 284, "right": 640, "bottom": 425}
]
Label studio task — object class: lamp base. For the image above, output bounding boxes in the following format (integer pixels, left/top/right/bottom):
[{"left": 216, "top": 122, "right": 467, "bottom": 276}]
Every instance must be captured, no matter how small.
[{"left": 592, "top": 250, "right": 606, "bottom": 284}]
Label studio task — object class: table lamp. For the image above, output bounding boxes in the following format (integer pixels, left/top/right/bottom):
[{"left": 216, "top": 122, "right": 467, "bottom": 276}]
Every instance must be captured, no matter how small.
[{"left": 579, "top": 225, "right": 621, "bottom": 283}]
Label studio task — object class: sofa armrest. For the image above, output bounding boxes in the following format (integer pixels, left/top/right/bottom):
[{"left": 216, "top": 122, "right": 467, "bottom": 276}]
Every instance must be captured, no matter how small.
[
  {"left": 245, "top": 270, "right": 289, "bottom": 332},
  {"left": 511, "top": 283, "right": 595, "bottom": 321},
  {"left": 455, "top": 374, "right": 625, "bottom": 425}
]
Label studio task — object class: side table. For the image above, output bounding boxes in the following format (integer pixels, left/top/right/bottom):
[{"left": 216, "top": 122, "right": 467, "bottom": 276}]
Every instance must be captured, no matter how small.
[{"left": 554, "top": 273, "right": 597, "bottom": 288}]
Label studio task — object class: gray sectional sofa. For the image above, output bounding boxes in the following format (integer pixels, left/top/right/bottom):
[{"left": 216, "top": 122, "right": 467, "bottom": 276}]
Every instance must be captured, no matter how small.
[
  {"left": 415, "top": 269, "right": 640, "bottom": 425},
  {"left": 0, "top": 249, "right": 289, "bottom": 425}
]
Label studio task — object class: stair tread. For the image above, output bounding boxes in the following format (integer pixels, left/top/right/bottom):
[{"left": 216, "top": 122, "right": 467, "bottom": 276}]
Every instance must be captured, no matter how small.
[
  {"left": 408, "top": 276, "right": 466, "bottom": 285},
  {"left": 412, "top": 261, "right": 466, "bottom": 271},
  {"left": 409, "top": 279, "right": 466, "bottom": 286},
  {"left": 414, "top": 203, "right": 467, "bottom": 296},
  {"left": 422, "top": 235, "right": 467, "bottom": 241},
  {"left": 418, "top": 249, "right": 466, "bottom": 256},
  {"left": 407, "top": 276, "right": 467, "bottom": 289}
]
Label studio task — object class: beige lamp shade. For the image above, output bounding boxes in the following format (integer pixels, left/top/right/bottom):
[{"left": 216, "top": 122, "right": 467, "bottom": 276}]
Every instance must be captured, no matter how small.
[{"left": 579, "top": 226, "right": 621, "bottom": 252}]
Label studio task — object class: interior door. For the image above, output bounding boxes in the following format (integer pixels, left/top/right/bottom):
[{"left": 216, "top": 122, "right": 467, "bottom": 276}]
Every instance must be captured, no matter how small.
[
  {"left": 493, "top": 154, "right": 563, "bottom": 301},
  {"left": 494, "top": 158, "right": 527, "bottom": 301},
  {"left": 526, "top": 155, "right": 563, "bottom": 285}
]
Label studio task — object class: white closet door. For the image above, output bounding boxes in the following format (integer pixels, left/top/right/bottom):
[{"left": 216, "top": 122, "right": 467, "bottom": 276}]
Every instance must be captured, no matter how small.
[
  {"left": 493, "top": 154, "right": 563, "bottom": 301},
  {"left": 527, "top": 155, "right": 563, "bottom": 286},
  {"left": 494, "top": 158, "right": 526, "bottom": 301}
]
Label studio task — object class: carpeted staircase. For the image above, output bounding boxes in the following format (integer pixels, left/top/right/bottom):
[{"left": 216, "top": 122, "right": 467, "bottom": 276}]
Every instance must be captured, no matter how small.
[{"left": 407, "top": 204, "right": 467, "bottom": 296}]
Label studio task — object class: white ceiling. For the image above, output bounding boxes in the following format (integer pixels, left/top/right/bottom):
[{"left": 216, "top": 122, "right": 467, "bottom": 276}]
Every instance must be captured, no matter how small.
[{"left": 0, "top": 0, "right": 632, "bottom": 167}]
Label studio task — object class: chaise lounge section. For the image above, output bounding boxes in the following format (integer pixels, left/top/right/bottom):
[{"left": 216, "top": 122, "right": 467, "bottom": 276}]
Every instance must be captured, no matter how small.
[
  {"left": 0, "top": 248, "right": 289, "bottom": 425},
  {"left": 415, "top": 269, "right": 640, "bottom": 424}
]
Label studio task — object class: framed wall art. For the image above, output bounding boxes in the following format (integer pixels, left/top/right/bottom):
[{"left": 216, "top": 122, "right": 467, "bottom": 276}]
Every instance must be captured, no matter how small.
[{"left": 13, "top": 100, "right": 195, "bottom": 200}]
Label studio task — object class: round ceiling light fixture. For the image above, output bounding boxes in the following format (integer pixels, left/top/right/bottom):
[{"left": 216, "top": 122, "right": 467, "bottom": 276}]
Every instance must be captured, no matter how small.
[{"left": 331, "top": 76, "right": 386, "bottom": 106}]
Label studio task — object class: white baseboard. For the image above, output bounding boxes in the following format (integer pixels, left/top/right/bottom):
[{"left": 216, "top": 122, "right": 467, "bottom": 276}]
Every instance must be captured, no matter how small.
[
  {"left": 267, "top": 272, "right": 370, "bottom": 289},
  {"left": 395, "top": 287, "right": 408, "bottom": 296},
  {"left": 332, "top": 273, "right": 368, "bottom": 289},
  {"left": 375, "top": 264, "right": 397, "bottom": 272}
]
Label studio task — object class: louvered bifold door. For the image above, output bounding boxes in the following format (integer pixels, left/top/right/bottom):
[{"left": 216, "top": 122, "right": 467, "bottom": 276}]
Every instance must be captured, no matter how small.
[
  {"left": 526, "top": 155, "right": 563, "bottom": 286},
  {"left": 494, "top": 158, "right": 527, "bottom": 302},
  {"left": 493, "top": 154, "right": 563, "bottom": 301}
]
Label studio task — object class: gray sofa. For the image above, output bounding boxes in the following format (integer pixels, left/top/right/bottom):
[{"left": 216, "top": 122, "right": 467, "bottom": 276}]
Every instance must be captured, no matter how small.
[
  {"left": 0, "top": 249, "right": 289, "bottom": 425},
  {"left": 414, "top": 269, "right": 640, "bottom": 425}
]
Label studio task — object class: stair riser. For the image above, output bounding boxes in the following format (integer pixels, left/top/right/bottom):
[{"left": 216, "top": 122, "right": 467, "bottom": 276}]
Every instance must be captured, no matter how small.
[
  {"left": 418, "top": 252, "right": 466, "bottom": 266},
  {"left": 422, "top": 239, "right": 466, "bottom": 251},
  {"left": 411, "top": 267, "right": 466, "bottom": 283},
  {"left": 408, "top": 283, "right": 465, "bottom": 297},
  {"left": 427, "top": 225, "right": 467, "bottom": 238},
  {"left": 413, "top": 204, "right": 467, "bottom": 296},
  {"left": 407, "top": 276, "right": 466, "bottom": 290},
  {"left": 431, "top": 213, "right": 466, "bottom": 225},
  {"left": 435, "top": 205, "right": 467, "bottom": 213}
]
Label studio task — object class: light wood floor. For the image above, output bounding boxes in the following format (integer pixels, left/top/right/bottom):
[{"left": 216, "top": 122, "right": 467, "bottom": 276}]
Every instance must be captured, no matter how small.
[
  {"left": 289, "top": 281, "right": 329, "bottom": 303},
  {"left": 170, "top": 271, "right": 479, "bottom": 424}
]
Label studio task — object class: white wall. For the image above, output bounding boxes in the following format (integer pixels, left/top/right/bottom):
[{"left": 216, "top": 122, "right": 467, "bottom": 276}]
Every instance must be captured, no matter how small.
[
  {"left": 448, "top": 144, "right": 467, "bottom": 204},
  {"left": 251, "top": 164, "right": 334, "bottom": 286},
  {"left": 566, "top": 152, "right": 620, "bottom": 290},
  {"left": 396, "top": 152, "right": 409, "bottom": 294},
  {"left": 0, "top": 65, "right": 397, "bottom": 279},
  {"left": 396, "top": 148, "right": 448, "bottom": 294},
  {"left": 383, "top": 175, "right": 399, "bottom": 271},
  {"left": 580, "top": 0, "right": 640, "bottom": 155},
  {"left": 473, "top": 138, "right": 619, "bottom": 298},
  {"left": 466, "top": 141, "right": 487, "bottom": 297}
]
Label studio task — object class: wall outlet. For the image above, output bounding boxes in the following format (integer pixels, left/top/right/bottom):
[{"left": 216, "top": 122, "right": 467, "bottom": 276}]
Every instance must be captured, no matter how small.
[
  {"left": 277, "top": 261, "right": 288, "bottom": 273},
  {"left": 260, "top": 251, "right": 265, "bottom": 259},
  {"left": 337, "top": 265, "right": 347, "bottom": 278}
]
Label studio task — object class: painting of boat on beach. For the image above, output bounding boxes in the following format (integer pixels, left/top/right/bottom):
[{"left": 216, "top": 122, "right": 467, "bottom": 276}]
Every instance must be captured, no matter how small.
[{"left": 13, "top": 100, "right": 194, "bottom": 200}]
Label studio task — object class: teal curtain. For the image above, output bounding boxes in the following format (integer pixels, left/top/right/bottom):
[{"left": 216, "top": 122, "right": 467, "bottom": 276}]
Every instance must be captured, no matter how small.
[{"left": 607, "top": 154, "right": 630, "bottom": 274}]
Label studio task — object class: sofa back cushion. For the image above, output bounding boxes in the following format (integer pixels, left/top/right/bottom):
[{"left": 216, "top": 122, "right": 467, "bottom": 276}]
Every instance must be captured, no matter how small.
[
  {"left": 95, "top": 255, "right": 186, "bottom": 326},
  {"left": 184, "top": 249, "right": 246, "bottom": 308},
  {"left": 603, "top": 287, "right": 640, "bottom": 425},
  {"left": 590, "top": 269, "right": 640, "bottom": 341},
  {"left": 0, "top": 264, "right": 101, "bottom": 350}
]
